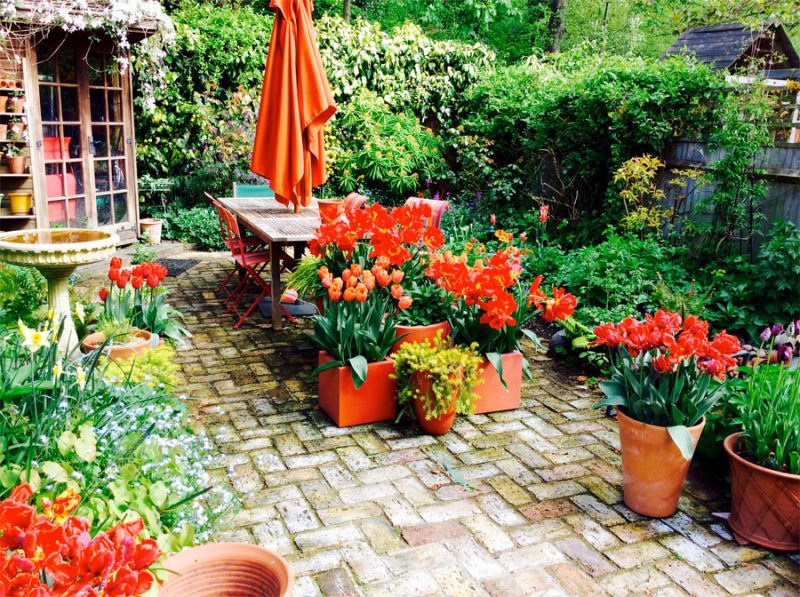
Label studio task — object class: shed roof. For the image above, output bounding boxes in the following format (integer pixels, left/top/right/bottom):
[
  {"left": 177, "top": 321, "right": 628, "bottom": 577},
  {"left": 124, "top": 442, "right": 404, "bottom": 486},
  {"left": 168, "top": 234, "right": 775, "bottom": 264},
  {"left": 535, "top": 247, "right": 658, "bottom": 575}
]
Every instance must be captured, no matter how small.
[{"left": 664, "top": 22, "right": 800, "bottom": 71}]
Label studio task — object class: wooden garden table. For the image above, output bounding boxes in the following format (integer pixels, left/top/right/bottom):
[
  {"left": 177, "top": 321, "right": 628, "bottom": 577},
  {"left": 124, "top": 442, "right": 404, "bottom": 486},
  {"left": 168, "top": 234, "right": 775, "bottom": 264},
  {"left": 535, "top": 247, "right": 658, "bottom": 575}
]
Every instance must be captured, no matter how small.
[{"left": 218, "top": 196, "right": 320, "bottom": 330}]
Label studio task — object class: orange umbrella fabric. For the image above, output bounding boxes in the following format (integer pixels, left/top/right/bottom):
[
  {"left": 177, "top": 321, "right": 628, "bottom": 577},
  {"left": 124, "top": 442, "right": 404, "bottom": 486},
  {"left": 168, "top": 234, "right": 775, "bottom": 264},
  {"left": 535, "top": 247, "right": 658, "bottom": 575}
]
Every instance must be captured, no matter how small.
[{"left": 251, "top": 0, "right": 336, "bottom": 212}]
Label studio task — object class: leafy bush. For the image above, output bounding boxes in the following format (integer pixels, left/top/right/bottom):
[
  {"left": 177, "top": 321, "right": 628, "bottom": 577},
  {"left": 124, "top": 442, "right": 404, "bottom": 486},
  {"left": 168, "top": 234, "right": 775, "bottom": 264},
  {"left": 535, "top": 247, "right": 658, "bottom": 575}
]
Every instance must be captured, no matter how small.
[
  {"left": 0, "top": 263, "right": 46, "bottom": 329},
  {"left": 164, "top": 206, "right": 225, "bottom": 250}
]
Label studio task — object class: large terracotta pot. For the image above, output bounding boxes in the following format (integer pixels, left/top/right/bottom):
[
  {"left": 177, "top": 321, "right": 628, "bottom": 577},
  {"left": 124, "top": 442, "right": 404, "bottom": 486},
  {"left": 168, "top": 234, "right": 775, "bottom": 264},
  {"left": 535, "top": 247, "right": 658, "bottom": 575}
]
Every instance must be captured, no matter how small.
[
  {"left": 617, "top": 409, "right": 705, "bottom": 518},
  {"left": 317, "top": 198, "right": 345, "bottom": 224},
  {"left": 390, "top": 320, "right": 450, "bottom": 355},
  {"left": 159, "top": 543, "right": 293, "bottom": 597},
  {"left": 473, "top": 351, "right": 522, "bottom": 414},
  {"left": 139, "top": 218, "right": 163, "bottom": 244},
  {"left": 411, "top": 371, "right": 458, "bottom": 435},
  {"left": 724, "top": 433, "right": 800, "bottom": 550},
  {"left": 81, "top": 328, "right": 154, "bottom": 361},
  {"left": 318, "top": 351, "right": 397, "bottom": 427}
]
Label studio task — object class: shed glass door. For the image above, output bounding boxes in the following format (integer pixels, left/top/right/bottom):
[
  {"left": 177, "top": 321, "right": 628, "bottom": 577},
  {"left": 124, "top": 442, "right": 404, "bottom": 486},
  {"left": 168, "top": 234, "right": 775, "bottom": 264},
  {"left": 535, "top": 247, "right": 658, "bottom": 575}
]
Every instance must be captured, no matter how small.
[{"left": 36, "top": 44, "right": 136, "bottom": 232}]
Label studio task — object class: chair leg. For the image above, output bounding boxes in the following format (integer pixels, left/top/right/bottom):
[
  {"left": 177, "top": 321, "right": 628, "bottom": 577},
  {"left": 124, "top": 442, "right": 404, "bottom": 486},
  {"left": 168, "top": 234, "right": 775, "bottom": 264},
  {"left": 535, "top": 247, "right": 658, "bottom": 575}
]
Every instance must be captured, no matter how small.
[
  {"left": 234, "top": 289, "right": 267, "bottom": 329},
  {"left": 216, "top": 265, "right": 238, "bottom": 296}
]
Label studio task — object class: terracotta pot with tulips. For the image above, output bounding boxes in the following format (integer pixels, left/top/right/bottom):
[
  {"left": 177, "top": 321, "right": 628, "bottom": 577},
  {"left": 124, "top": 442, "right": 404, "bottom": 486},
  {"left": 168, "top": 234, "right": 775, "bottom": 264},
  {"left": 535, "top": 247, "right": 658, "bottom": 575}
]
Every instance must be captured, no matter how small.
[
  {"left": 393, "top": 334, "right": 483, "bottom": 435},
  {"left": 426, "top": 228, "right": 577, "bottom": 413},
  {"left": 592, "top": 311, "right": 742, "bottom": 517}
]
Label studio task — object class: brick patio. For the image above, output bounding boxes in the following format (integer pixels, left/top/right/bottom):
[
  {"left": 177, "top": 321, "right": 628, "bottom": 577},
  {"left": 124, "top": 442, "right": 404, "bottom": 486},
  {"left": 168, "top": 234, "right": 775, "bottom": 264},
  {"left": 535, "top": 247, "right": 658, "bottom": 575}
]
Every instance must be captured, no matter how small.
[{"left": 165, "top": 251, "right": 798, "bottom": 597}]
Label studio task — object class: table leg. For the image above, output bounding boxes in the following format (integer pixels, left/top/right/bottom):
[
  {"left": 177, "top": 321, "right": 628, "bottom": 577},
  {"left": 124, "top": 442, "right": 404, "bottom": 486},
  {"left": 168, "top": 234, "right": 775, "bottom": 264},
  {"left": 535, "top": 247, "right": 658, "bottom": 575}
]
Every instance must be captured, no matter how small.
[{"left": 270, "top": 241, "right": 283, "bottom": 331}]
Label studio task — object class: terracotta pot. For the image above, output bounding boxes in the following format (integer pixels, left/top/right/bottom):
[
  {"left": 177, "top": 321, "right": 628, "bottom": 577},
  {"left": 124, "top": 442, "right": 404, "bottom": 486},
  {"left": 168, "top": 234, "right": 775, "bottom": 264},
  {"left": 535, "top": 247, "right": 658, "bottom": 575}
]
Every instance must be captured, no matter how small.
[
  {"left": 9, "top": 96, "right": 24, "bottom": 114},
  {"left": 472, "top": 351, "right": 522, "bottom": 414},
  {"left": 8, "top": 192, "right": 32, "bottom": 215},
  {"left": 139, "top": 217, "right": 163, "bottom": 244},
  {"left": 0, "top": 123, "right": 6, "bottom": 140},
  {"left": 81, "top": 328, "right": 154, "bottom": 361},
  {"left": 390, "top": 320, "right": 451, "bottom": 355},
  {"left": 318, "top": 351, "right": 397, "bottom": 427},
  {"left": 6, "top": 156, "right": 25, "bottom": 174},
  {"left": 8, "top": 122, "right": 25, "bottom": 138},
  {"left": 317, "top": 198, "right": 345, "bottom": 224},
  {"left": 0, "top": 95, "right": 7, "bottom": 112},
  {"left": 159, "top": 543, "right": 293, "bottom": 597},
  {"left": 617, "top": 409, "right": 705, "bottom": 517},
  {"left": 411, "top": 371, "right": 458, "bottom": 435},
  {"left": 724, "top": 433, "right": 800, "bottom": 550}
]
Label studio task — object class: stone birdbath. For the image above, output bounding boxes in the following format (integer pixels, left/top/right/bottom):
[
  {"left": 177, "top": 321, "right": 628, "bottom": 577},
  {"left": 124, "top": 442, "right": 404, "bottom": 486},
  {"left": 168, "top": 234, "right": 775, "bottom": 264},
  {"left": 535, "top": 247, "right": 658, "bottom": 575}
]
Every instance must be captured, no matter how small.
[{"left": 0, "top": 229, "right": 118, "bottom": 353}]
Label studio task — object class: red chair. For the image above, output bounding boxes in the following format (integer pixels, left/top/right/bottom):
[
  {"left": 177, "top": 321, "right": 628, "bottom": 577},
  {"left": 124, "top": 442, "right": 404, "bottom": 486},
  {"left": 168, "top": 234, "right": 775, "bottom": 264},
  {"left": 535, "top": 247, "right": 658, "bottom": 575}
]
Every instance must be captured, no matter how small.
[
  {"left": 217, "top": 204, "right": 296, "bottom": 329},
  {"left": 343, "top": 192, "right": 368, "bottom": 214},
  {"left": 404, "top": 197, "right": 449, "bottom": 229}
]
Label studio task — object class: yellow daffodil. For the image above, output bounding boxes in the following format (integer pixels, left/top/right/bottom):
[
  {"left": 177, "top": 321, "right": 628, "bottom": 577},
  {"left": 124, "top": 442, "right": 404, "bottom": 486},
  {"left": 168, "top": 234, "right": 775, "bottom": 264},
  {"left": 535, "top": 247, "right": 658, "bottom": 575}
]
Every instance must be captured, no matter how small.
[
  {"left": 75, "top": 366, "right": 87, "bottom": 390},
  {"left": 75, "top": 302, "right": 85, "bottom": 324},
  {"left": 20, "top": 322, "right": 50, "bottom": 354},
  {"left": 53, "top": 360, "right": 63, "bottom": 380},
  {"left": 47, "top": 308, "right": 55, "bottom": 321}
]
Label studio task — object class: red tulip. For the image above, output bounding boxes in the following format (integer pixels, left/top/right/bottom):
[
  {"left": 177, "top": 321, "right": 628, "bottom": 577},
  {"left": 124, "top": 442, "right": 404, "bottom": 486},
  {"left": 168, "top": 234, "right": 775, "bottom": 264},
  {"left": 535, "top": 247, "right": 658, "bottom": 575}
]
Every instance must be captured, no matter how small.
[
  {"left": 99, "top": 288, "right": 109, "bottom": 302},
  {"left": 131, "top": 276, "right": 143, "bottom": 290},
  {"left": 146, "top": 275, "right": 159, "bottom": 289},
  {"left": 108, "top": 268, "right": 120, "bottom": 283},
  {"left": 539, "top": 205, "right": 549, "bottom": 223},
  {"left": 110, "top": 257, "right": 122, "bottom": 269}
]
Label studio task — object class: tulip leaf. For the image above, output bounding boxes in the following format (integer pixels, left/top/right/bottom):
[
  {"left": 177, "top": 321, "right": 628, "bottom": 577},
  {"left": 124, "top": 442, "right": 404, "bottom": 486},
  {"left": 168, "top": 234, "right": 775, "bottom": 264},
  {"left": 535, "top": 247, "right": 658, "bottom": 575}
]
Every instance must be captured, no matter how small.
[
  {"left": 348, "top": 356, "right": 369, "bottom": 389},
  {"left": 667, "top": 425, "right": 695, "bottom": 460},
  {"left": 485, "top": 352, "right": 506, "bottom": 389}
]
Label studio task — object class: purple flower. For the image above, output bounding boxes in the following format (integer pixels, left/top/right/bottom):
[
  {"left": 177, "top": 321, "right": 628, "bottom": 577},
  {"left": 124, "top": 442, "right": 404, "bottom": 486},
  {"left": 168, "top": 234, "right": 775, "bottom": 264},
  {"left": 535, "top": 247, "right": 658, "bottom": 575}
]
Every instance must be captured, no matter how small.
[
  {"left": 776, "top": 343, "right": 793, "bottom": 363},
  {"left": 760, "top": 327, "right": 772, "bottom": 343},
  {"left": 433, "top": 192, "right": 440, "bottom": 201},
  {"left": 476, "top": 191, "right": 482, "bottom": 200},
  {"left": 425, "top": 177, "right": 432, "bottom": 187},
  {"left": 771, "top": 323, "right": 784, "bottom": 337},
  {"left": 792, "top": 320, "right": 800, "bottom": 336}
]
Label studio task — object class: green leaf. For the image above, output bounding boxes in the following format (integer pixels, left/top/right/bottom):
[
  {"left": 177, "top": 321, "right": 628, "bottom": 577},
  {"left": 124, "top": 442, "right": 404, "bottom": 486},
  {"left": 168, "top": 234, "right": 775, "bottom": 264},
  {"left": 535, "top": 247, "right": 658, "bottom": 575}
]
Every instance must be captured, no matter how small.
[
  {"left": 485, "top": 352, "right": 506, "bottom": 389},
  {"left": 667, "top": 425, "right": 696, "bottom": 460},
  {"left": 311, "top": 360, "right": 344, "bottom": 377},
  {"left": 74, "top": 424, "right": 97, "bottom": 463},
  {"left": 521, "top": 328, "right": 543, "bottom": 350},
  {"left": 149, "top": 481, "right": 169, "bottom": 509},
  {"left": 40, "top": 461, "right": 69, "bottom": 483},
  {"left": 57, "top": 430, "right": 77, "bottom": 457},
  {"left": 348, "top": 355, "right": 369, "bottom": 389}
]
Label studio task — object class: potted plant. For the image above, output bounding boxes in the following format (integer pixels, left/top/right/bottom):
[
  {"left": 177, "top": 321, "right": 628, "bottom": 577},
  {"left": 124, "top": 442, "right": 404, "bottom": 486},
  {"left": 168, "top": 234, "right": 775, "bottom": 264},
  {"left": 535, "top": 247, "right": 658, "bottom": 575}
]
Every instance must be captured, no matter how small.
[
  {"left": 5, "top": 143, "right": 25, "bottom": 174},
  {"left": 312, "top": 261, "right": 412, "bottom": 427},
  {"left": 139, "top": 217, "right": 163, "bottom": 244},
  {"left": 317, "top": 197, "right": 346, "bottom": 223},
  {"left": 592, "top": 311, "right": 742, "bottom": 517},
  {"left": 426, "top": 232, "right": 577, "bottom": 414},
  {"left": 393, "top": 334, "right": 482, "bottom": 435},
  {"left": 723, "top": 332, "right": 799, "bottom": 550},
  {"left": 8, "top": 88, "right": 25, "bottom": 113},
  {"left": 159, "top": 543, "right": 293, "bottom": 597},
  {"left": 8, "top": 117, "right": 25, "bottom": 138},
  {"left": 391, "top": 282, "right": 452, "bottom": 354}
]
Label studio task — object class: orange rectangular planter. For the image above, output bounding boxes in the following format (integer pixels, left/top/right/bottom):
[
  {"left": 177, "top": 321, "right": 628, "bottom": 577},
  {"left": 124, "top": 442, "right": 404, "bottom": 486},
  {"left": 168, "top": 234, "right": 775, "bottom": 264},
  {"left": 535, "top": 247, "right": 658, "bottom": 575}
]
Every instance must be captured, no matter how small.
[
  {"left": 318, "top": 351, "right": 397, "bottom": 427},
  {"left": 473, "top": 351, "right": 523, "bottom": 414}
]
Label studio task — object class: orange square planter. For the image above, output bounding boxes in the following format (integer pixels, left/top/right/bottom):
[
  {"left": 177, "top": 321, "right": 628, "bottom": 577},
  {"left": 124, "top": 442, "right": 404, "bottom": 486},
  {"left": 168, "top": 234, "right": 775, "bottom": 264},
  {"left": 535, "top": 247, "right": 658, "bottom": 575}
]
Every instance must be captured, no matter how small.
[
  {"left": 318, "top": 352, "right": 397, "bottom": 427},
  {"left": 473, "top": 351, "right": 523, "bottom": 414}
]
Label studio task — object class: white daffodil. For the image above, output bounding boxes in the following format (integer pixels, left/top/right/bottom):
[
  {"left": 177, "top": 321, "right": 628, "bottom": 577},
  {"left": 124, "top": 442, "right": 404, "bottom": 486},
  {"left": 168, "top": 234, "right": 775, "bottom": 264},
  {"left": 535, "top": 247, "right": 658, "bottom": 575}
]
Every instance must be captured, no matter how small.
[
  {"left": 53, "top": 359, "right": 63, "bottom": 380},
  {"left": 75, "top": 302, "right": 85, "bottom": 324},
  {"left": 76, "top": 366, "right": 87, "bottom": 390},
  {"left": 47, "top": 308, "right": 55, "bottom": 322},
  {"left": 20, "top": 322, "right": 50, "bottom": 354}
]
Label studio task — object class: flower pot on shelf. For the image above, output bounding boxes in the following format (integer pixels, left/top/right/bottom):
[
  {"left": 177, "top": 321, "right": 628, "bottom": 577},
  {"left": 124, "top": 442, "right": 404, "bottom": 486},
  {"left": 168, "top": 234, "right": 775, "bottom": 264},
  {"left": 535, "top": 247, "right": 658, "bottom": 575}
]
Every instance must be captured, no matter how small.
[
  {"left": 9, "top": 96, "right": 25, "bottom": 114},
  {"left": 0, "top": 123, "right": 7, "bottom": 140},
  {"left": 472, "top": 350, "right": 522, "bottom": 414},
  {"left": 724, "top": 433, "right": 799, "bottom": 550},
  {"left": 81, "top": 328, "right": 154, "bottom": 361},
  {"left": 390, "top": 320, "right": 450, "bottom": 355},
  {"left": 617, "top": 409, "right": 705, "bottom": 518},
  {"left": 139, "top": 217, "right": 163, "bottom": 244},
  {"left": 8, "top": 192, "right": 32, "bottom": 215},
  {"left": 411, "top": 371, "right": 458, "bottom": 435},
  {"left": 9, "top": 122, "right": 25, "bottom": 138},
  {"left": 0, "top": 95, "right": 8, "bottom": 113},
  {"left": 159, "top": 543, "right": 293, "bottom": 597},
  {"left": 317, "top": 198, "right": 345, "bottom": 224},
  {"left": 317, "top": 351, "right": 396, "bottom": 427},
  {"left": 6, "top": 155, "right": 26, "bottom": 174}
]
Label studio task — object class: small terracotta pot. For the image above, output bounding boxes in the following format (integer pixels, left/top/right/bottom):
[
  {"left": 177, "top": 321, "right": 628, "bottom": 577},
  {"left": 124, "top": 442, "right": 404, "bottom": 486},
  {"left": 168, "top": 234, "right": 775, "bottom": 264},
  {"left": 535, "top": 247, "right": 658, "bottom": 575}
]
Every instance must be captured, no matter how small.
[
  {"left": 139, "top": 217, "right": 163, "bottom": 244},
  {"left": 317, "top": 198, "right": 345, "bottom": 224},
  {"left": 8, "top": 122, "right": 25, "bottom": 138},
  {"left": 8, "top": 192, "right": 32, "bottom": 215},
  {"left": 318, "top": 351, "right": 397, "bottom": 427},
  {"left": 617, "top": 409, "right": 705, "bottom": 518},
  {"left": 9, "top": 96, "right": 24, "bottom": 114},
  {"left": 391, "top": 320, "right": 451, "bottom": 355},
  {"left": 472, "top": 351, "right": 523, "bottom": 414},
  {"left": 81, "top": 329, "right": 154, "bottom": 361},
  {"left": 6, "top": 156, "right": 25, "bottom": 174},
  {"left": 411, "top": 371, "right": 458, "bottom": 435},
  {"left": 159, "top": 543, "right": 293, "bottom": 597},
  {"left": 724, "top": 433, "right": 800, "bottom": 550},
  {"left": 0, "top": 122, "right": 7, "bottom": 139}
]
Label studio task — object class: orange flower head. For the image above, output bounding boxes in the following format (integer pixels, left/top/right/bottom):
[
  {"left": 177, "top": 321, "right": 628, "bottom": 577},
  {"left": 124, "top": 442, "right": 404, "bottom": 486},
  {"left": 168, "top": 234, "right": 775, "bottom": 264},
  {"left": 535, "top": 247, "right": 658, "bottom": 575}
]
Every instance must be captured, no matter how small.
[
  {"left": 328, "top": 287, "right": 342, "bottom": 301},
  {"left": 542, "top": 287, "right": 577, "bottom": 322},
  {"left": 342, "top": 269, "right": 353, "bottom": 283},
  {"left": 398, "top": 295, "right": 413, "bottom": 310},
  {"left": 349, "top": 263, "right": 363, "bottom": 277},
  {"left": 354, "top": 283, "right": 369, "bottom": 302},
  {"left": 376, "top": 270, "right": 392, "bottom": 287},
  {"left": 362, "top": 271, "right": 375, "bottom": 290},
  {"left": 391, "top": 269, "right": 404, "bottom": 284},
  {"left": 317, "top": 266, "right": 330, "bottom": 280},
  {"left": 42, "top": 489, "right": 80, "bottom": 522},
  {"left": 391, "top": 284, "right": 404, "bottom": 299},
  {"left": 494, "top": 229, "right": 513, "bottom": 243},
  {"left": 343, "top": 287, "right": 357, "bottom": 302}
]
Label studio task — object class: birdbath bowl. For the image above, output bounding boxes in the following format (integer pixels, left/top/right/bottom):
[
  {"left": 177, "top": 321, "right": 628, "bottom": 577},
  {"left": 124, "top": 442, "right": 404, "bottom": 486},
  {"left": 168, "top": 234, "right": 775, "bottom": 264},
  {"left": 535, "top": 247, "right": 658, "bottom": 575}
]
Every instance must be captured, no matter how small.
[{"left": 0, "top": 229, "right": 118, "bottom": 353}]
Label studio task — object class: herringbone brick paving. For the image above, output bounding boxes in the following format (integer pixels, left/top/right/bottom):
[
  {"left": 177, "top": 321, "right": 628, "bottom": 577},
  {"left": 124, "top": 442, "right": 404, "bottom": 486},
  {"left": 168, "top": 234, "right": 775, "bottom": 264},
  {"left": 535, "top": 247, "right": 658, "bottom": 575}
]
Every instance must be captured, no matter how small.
[{"left": 166, "top": 252, "right": 798, "bottom": 596}]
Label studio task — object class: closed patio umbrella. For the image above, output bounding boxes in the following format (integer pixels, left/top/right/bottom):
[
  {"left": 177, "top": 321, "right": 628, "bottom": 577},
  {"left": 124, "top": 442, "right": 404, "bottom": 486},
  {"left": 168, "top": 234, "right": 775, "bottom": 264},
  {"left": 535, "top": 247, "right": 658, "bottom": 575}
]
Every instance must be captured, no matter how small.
[{"left": 251, "top": 0, "right": 336, "bottom": 212}]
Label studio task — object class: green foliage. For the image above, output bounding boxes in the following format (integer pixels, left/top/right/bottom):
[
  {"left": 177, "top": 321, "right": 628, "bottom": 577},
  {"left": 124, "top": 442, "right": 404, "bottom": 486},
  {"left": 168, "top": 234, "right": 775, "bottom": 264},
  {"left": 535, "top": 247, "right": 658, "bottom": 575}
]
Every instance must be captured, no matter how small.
[
  {"left": 392, "top": 334, "right": 483, "bottom": 420},
  {"left": 101, "top": 345, "right": 182, "bottom": 389},
  {"left": 728, "top": 363, "right": 800, "bottom": 475},
  {"left": 395, "top": 282, "right": 453, "bottom": 326},
  {"left": 329, "top": 90, "right": 447, "bottom": 200},
  {"left": 131, "top": 241, "right": 158, "bottom": 265},
  {"left": 164, "top": 206, "right": 225, "bottom": 250},
  {"left": 0, "top": 264, "right": 46, "bottom": 329},
  {"left": 286, "top": 256, "right": 324, "bottom": 300}
]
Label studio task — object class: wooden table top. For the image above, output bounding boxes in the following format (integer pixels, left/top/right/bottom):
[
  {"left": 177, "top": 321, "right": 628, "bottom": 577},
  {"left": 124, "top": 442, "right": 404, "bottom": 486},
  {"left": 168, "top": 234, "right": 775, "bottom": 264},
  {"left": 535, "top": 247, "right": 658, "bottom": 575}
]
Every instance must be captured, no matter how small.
[{"left": 218, "top": 197, "right": 320, "bottom": 243}]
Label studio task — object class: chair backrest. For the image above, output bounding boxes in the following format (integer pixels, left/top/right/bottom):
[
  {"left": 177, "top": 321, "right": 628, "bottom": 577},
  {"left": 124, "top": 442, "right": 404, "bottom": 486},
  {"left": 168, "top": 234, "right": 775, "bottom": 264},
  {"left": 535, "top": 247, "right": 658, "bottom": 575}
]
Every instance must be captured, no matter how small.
[
  {"left": 206, "top": 191, "right": 231, "bottom": 251},
  {"left": 343, "top": 192, "right": 368, "bottom": 213},
  {"left": 218, "top": 205, "right": 250, "bottom": 257},
  {"left": 233, "top": 183, "right": 275, "bottom": 198},
  {"left": 404, "top": 197, "right": 450, "bottom": 229}
]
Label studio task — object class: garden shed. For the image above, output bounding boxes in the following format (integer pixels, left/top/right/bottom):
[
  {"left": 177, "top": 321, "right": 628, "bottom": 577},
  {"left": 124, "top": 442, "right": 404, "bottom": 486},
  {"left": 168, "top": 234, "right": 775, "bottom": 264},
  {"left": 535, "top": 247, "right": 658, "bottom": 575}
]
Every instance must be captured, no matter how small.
[{"left": 0, "top": 2, "right": 164, "bottom": 243}]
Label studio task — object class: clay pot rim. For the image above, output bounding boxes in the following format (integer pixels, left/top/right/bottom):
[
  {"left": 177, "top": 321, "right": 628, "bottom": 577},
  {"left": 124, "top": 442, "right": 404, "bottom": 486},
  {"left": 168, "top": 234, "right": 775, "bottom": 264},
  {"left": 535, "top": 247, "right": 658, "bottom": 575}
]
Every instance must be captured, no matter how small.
[
  {"left": 396, "top": 320, "right": 449, "bottom": 331},
  {"left": 318, "top": 350, "right": 393, "bottom": 368},
  {"left": 139, "top": 218, "right": 162, "bottom": 225},
  {"left": 615, "top": 408, "right": 706, "bottom": 433},
  {"left": 83, "top": 328, "right": 153, "bottom": 350},
  {"left": 724, "top": 432, "right": 800, "bottom": 482}
]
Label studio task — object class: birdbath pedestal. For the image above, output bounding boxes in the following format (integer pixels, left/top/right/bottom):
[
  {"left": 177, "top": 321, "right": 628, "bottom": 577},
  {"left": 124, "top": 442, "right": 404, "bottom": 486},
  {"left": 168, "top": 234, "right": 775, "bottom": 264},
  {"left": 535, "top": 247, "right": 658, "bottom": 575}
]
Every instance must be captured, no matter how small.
[{"left": 0, "top": 229, "right": 118, "bottom": 353}]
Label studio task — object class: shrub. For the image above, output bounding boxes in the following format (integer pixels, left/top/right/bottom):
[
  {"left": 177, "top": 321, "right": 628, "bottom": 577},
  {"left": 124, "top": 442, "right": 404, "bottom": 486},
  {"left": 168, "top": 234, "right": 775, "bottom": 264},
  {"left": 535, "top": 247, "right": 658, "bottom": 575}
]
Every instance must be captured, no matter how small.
[
  {"left": 164, "top": 206, "right": 225, "bottom": 250},
  {"left": 0, "top": 263, "right": 46, "bottom": 329}
]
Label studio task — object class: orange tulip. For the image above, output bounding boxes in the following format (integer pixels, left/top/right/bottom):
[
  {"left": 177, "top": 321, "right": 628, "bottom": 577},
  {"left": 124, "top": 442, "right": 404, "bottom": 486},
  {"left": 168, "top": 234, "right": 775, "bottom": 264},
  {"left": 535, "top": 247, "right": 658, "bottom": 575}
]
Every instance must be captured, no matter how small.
[{"left": 391, "top": 284, "right": 404, "bottom": 299}]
